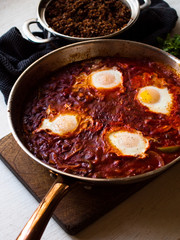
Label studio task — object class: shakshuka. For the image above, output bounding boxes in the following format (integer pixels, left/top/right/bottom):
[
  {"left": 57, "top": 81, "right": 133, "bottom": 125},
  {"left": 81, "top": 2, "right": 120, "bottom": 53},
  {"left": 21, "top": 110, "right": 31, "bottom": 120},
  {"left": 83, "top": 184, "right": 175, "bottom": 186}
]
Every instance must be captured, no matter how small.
[{"left": 22, "top": 56, "right": 180, "bottom": 178}]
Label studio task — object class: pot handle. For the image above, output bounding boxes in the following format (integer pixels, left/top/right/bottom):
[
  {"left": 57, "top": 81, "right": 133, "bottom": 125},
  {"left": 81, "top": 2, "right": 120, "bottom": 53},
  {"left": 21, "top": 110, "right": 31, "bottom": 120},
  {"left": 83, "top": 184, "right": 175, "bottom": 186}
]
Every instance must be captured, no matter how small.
[
  {"left": 16, "top": 175, "right": 70, "bottom": 240},
  {"left": 139, "top": 0, "right": 151, "bottom": 10},
  {"left": 23, "top": 18, "right": 56, "bottom": 43}
]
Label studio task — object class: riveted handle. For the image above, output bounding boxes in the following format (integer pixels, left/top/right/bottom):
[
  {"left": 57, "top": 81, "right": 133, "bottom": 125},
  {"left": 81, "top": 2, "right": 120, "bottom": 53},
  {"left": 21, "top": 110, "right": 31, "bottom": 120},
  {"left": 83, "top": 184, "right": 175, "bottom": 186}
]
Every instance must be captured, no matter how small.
[
  {"left": 16, "top": 175, "right": 69, "bottom": 240},
  {"left": 140, "top": 0, "right": 151, "bottom": 10},
  {"left": 22, "top": 18, "right": 56, "bottom": 43}
]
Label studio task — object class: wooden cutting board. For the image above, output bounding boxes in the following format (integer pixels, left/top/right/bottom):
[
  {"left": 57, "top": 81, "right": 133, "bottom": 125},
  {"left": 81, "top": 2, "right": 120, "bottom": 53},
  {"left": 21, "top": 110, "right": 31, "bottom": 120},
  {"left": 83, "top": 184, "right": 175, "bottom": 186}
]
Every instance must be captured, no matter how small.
[{"left": 0, "top": 134, "right": 151, "bottom": 235}]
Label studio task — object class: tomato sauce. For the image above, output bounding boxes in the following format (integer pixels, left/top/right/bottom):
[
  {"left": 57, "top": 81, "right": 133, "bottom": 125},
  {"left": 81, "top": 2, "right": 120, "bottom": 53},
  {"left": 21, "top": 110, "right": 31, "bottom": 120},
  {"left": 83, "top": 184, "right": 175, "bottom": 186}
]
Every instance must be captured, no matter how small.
[{"left": 22, "top": 57, "right": 180, "bottom": 178}]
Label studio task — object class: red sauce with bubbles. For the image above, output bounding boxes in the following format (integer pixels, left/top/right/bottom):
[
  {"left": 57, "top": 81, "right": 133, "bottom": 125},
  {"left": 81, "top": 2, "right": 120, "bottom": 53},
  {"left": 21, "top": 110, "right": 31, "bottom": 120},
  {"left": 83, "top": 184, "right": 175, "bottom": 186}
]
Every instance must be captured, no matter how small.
[{"left": 22, "top": 57, "right": 180, "bottom": 179}]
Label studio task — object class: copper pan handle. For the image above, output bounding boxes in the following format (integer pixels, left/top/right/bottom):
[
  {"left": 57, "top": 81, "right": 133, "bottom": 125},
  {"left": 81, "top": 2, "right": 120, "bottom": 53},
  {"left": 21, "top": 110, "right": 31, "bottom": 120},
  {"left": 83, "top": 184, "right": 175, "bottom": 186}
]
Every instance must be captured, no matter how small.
[{"left": 16, "top": 175, "right": 70, "bottom": 240}]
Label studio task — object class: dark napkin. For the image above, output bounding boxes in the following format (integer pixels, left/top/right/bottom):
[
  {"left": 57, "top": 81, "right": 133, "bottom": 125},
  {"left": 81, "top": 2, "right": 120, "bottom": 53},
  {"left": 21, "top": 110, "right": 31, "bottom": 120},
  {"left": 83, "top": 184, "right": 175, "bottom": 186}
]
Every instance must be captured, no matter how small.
[{"left": 0, "top": 0, "right": 178, "bottom": 103}]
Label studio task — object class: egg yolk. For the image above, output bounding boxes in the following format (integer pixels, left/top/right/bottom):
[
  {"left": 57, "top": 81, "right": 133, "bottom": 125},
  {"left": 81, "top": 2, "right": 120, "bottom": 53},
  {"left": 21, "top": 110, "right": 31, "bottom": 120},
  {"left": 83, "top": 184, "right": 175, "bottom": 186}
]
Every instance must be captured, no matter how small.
[
  {"left": 95, "top": 72, "right": 116, "bottom": 85},
  {"left": 38, "top": 113, "right": 80, "bottom": 136},
  {"left": 117, "top": 134, "right": 140, "bottom": 148},
  {"left": 90, "top": 69, "right": 123, "bottom": 89},
  {"left": 108, "top": 130, "right": 149, "bottom": 157},
  {"left": 109, "top": 131, "right": 141, "bottom": 150},
  {"left": 139, "top": 88, "right": 160, "bottom": 104}
]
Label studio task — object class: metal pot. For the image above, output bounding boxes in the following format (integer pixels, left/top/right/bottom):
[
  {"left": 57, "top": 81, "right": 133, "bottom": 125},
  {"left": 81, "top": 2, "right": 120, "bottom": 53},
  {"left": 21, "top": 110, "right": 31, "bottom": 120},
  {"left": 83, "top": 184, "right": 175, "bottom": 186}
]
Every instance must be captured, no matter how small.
[
  {"left": 23, "top": 0, "right": 151, "bottom": 43},
  {"left": 8, "top": 40, "right": 180, "bottom": 239}
]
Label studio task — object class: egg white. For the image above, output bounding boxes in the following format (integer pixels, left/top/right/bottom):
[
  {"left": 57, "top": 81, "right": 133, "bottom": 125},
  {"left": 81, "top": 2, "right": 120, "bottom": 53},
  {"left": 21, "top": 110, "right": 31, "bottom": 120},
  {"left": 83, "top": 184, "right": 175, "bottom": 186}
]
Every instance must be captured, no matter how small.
[
  {"left": 37, "top": 113, "right": 80, "bottom": 136},
  {"left": 89, "top": 69, "right": 123, "bottom": 90},
  {"left": 108, "top": 130, "right": 149, "bottom": 157},
  {"left": 137, "top": 86, "right": 173, "bottom": 114}
]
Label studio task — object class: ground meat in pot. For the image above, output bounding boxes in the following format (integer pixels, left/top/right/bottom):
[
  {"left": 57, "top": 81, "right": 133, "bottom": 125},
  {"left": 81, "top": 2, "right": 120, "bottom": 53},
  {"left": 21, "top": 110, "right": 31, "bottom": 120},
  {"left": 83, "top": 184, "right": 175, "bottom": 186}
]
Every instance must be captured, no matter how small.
[{"left": 45, "top": 0, "right": 131, "bottom": 38}]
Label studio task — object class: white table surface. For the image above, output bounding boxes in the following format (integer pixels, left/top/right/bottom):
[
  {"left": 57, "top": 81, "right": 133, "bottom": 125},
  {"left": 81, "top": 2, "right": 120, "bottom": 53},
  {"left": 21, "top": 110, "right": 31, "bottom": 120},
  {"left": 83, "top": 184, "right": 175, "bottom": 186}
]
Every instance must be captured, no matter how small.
[{"left": 0, "top": 0, "right": 180, "bottom": 239}]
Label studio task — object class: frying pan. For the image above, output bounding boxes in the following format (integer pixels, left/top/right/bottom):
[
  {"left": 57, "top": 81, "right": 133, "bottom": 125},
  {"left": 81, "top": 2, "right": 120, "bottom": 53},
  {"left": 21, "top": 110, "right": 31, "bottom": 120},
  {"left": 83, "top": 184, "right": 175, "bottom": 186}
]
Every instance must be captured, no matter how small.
[
  {"left": 22, "top": 0, "right": 151, "bottom": 43},
  {"left": 7, "top": 40, "right": 180, "bottom": 239}
]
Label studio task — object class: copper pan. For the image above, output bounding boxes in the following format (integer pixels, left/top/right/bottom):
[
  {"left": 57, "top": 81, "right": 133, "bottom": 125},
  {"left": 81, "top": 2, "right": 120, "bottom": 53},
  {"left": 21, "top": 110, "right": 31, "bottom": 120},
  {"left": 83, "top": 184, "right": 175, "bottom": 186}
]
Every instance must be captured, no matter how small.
[{"left": 7, "top": 40, "right": 180, "bottom": 239}]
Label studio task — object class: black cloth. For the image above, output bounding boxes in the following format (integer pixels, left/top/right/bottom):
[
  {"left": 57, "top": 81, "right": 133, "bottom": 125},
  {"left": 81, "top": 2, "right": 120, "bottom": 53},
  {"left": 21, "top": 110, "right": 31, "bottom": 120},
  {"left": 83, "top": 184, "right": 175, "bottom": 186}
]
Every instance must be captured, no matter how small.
[{"left": 0, "top": 0, "right": 178, "bottom": 103}]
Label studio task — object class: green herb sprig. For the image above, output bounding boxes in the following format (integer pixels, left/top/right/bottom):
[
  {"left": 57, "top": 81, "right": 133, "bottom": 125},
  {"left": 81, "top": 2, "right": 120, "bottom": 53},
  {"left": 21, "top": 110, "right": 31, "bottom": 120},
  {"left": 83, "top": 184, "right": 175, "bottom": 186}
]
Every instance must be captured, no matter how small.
[{"left": 158, "top": 34, "right": 180, "bottom": 58}]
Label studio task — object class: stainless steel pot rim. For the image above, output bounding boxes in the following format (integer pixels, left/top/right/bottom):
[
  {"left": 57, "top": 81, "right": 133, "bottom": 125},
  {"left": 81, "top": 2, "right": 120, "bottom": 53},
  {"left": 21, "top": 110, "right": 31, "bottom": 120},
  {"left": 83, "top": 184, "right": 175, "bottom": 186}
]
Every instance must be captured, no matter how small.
[
  {"left": 23, "top": 0, "right": 151, "bottom": 43},
  {"left": 7, "top": 39, "right": 180, "bottom": 184},
  {"left": 38, "top": 0, "right": 140, "bottom": 41}
]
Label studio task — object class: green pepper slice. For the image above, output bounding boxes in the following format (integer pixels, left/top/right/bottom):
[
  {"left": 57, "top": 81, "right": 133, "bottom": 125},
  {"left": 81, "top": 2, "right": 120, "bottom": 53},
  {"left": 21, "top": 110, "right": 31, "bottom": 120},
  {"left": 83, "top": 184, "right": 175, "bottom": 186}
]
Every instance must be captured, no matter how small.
[{"left": 157, "top": 145, "right": 180, "bottom": 153}]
